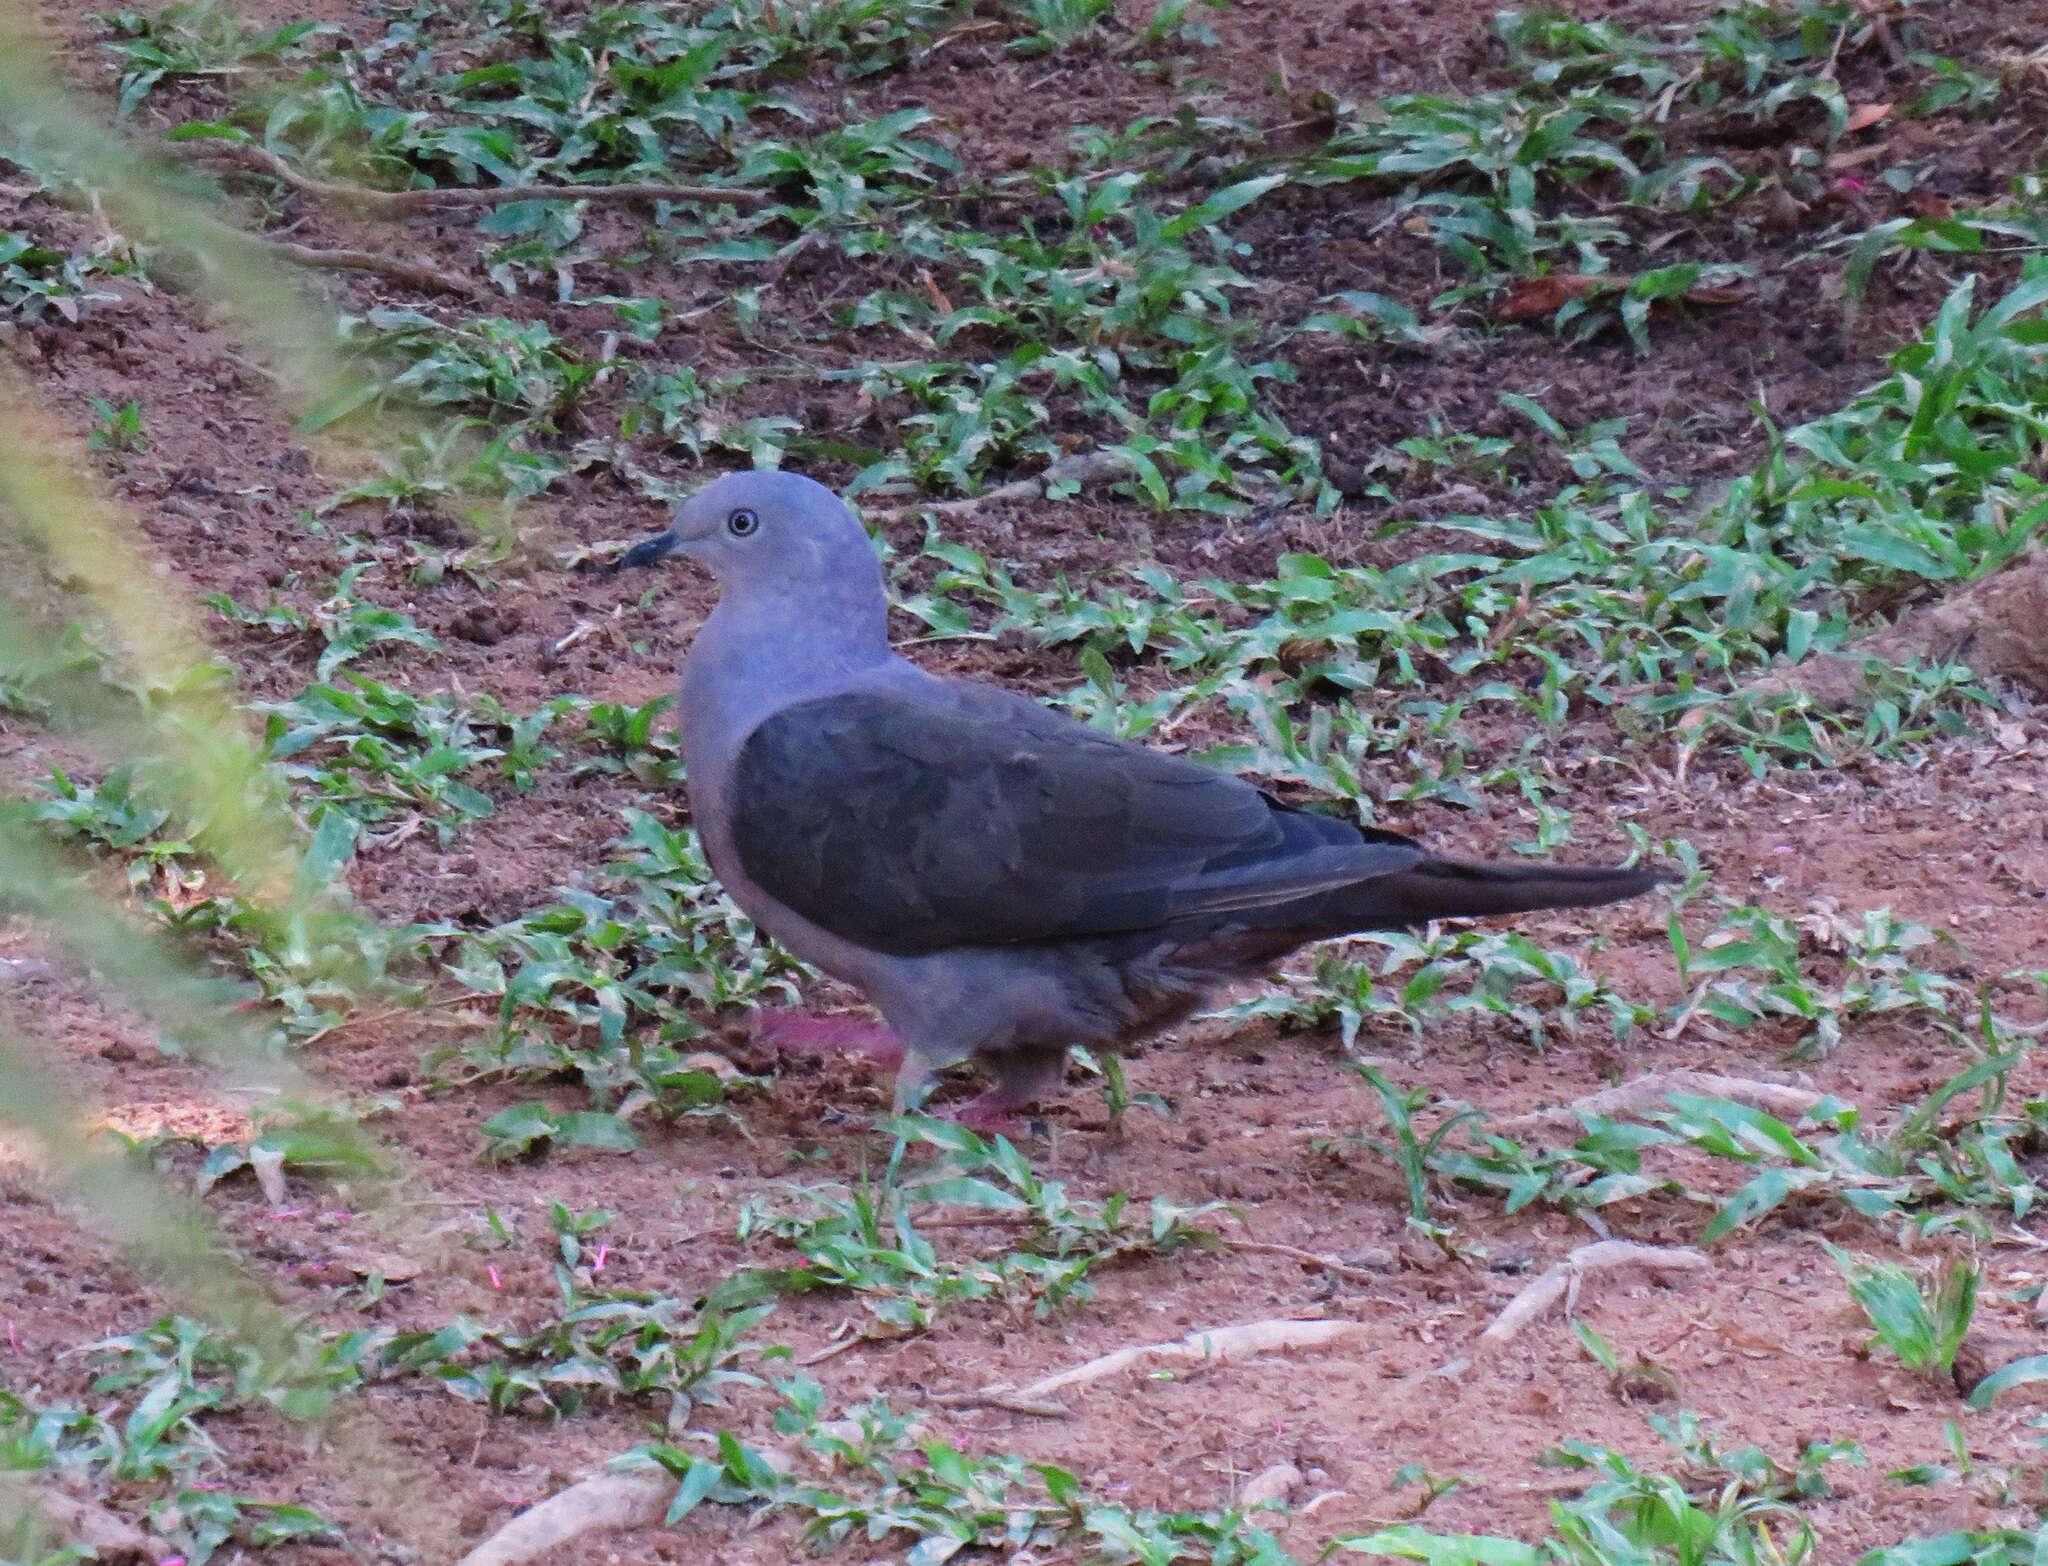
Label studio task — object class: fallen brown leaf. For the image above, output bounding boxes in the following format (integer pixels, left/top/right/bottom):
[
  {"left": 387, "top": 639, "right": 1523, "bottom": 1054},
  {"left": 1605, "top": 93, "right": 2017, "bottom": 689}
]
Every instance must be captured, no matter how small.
[
  {"left": 1496, "top": 272, "right": 1747, "bottom": 323},
  {"left": 1496, "top": 273, "right": 1610, "bottom": 320}
]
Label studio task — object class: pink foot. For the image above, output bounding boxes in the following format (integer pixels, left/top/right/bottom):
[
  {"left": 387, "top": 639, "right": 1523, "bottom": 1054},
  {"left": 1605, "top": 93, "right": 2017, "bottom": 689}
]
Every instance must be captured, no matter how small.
[
  {"left": 946, "top": 1090, "right": 1036, "bottom": 1138},
  {"left": 756, "top": 1010, "right": 905, "bottom": 1070}
]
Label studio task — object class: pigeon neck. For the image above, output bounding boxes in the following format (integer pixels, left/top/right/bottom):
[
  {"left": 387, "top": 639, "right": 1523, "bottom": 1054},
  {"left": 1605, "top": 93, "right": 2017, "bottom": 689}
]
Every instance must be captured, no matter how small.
[{"left": 683, "top": 575, "right": 897, "bottom": 753}]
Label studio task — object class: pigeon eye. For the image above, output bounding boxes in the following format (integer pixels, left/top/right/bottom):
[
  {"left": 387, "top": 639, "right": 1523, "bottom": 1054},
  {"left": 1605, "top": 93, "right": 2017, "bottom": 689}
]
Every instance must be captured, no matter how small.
[{"left": 727, "top": 508, "right": 760, "bottom": 538}]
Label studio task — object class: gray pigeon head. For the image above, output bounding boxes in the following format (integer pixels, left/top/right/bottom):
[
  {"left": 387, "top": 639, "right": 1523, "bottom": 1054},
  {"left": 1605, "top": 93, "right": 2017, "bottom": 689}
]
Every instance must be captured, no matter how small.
[{"left": 625, "top": 471, "right": 875, "bottom": 594}]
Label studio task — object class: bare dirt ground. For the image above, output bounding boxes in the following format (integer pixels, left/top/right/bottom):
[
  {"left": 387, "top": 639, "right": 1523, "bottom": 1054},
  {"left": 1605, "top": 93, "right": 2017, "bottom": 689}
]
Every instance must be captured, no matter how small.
[{"left": 6, "top": 0, "right": 2048, "bottom": 1561}]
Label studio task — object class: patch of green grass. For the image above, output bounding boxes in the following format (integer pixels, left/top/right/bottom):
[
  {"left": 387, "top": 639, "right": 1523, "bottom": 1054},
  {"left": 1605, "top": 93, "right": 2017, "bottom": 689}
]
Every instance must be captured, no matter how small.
[
  {"left": 1221, "top": 924, "right": 1655, "bottom": 1053},
  {"left": 88, "top": 1227, "right": 773, "bottom": 1427},
  {"left": 85, "top": 395, "right": 148, "bottom": 454},
  {"left": 0, "top": 231, "right": 128, "bottom": 322},
  {"left": 429, "top": 806, "right": 805, "bottom": 1119},
  {"left": 712, "top": 1115, "right": 1221, "bottom": 1330},
  {"left": 633, "top": 1378, "right": 1298, "bottom": 1558},
  {"left": 207, "top": 562, "right": 442, "bottom": 682},
  {"left": 615, "top": 1391, "right": 1899, "bottom": 1566},
  {"left": 1666, "top": 903, "right": 1966, "bottom": 1060},
  {"left": 96, "top": 0, "right": 330, "bottom": 115},
  {"left": 900, "top": 260, "right": 2048, "bottom": 796},
  {"left": 1432, "top": 1028, "right": 2046, "bottom": 1242},
  {"left": 1830, "top": 1247, "right": 1979, "bottom": 1377},
  {"left": 1, "top": 1322, "right": 346, "bottom": 1563}
]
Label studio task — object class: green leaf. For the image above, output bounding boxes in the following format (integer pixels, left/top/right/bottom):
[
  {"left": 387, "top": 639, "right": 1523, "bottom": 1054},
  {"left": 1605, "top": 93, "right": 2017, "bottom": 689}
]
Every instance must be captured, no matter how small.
[
  {"left": 1837, "top": 524, "right": 1956, "bottom": 580},
  {"left": 1963, "top": 1353, "right": 2048, "bottom": 1410},
  {"left": 665, "top": 1456, "right": 726, "bottom": 1522},
  {"left": 1331, "top": 1524, "right": 1543, "bottom": 1564},
  {"left": 294, "top": 378, "right": 383, "bottom": 434},
  {"left": 910, "top": 1176, "right": 1027, "bottom": 1210},
  {"left": 1701, "top": 1166, "right": 1796, "bottom": 1243},
  {"left": 294, "top": 809, "right": 359, "bottom": 901},
  {"left": 197, "top": 1142, "right": 250, "bottom": 1193},
  {"left": 479, "top": 1102, "right": 557, "bottom": 1154},
  {"left": 1163, "top": 173, "right": 1287, "bottom": 238},
  {"left": 551, "top": 1112, "right": 644, "bottom": 1151}
]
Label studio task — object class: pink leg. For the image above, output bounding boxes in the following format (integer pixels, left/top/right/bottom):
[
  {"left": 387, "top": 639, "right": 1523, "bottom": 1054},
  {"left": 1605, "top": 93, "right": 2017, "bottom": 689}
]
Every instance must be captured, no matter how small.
[
  {"left": 946, "top": 1089, "right": 1033, "bottom": 1137},
  {"left": 755, "top": 1009, "right": 905, "bottom": 1070},
  {"left": 938, "top": 1047, "right": 1065, "bottom": 1135}
]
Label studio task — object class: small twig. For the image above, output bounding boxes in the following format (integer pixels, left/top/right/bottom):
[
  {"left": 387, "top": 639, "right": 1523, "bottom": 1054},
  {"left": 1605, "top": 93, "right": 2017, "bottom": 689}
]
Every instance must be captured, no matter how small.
[
  {"left": 194, "top": 141, "right": 771, "bottom": 217},
  {"left": 1223, "top": 1238, "right": 1389, "bottom": 1287},
  {"left": 1484, "top": 585, "right": 1535, "bottom": 653},
  {"left": 551, "top": 618, "right": 604, "bottom": 655},
  {"left": 927, "top": 1388, "right": 1072, "bottom": 1418},
  {"left": 915, "top": 1212, "right": 1031, "bottom": 1230},
  {"left": 261, "top": 236, "right": 476, "bottom": 295},
  {"left": 1817, "top": 15, "right": 1850, "bottom": 80},
  {"left": 397, "top": 1197, "right": 499, "bottom": 1207},
  {"left": 798, "top": 1336, "right": 868, "bottom": 1366}
]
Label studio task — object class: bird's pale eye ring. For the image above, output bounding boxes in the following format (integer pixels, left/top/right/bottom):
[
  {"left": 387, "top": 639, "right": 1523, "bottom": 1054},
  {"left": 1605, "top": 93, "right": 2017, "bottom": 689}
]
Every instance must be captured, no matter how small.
[{"left": 727, "top": 507, "right": 760, "bottom": 537}]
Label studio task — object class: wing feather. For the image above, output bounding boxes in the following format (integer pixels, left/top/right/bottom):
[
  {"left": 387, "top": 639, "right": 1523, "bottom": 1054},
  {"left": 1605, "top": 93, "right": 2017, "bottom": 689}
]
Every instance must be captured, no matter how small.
[{"left": 728, "top": 685, "right": 1420, "bottom": 955}]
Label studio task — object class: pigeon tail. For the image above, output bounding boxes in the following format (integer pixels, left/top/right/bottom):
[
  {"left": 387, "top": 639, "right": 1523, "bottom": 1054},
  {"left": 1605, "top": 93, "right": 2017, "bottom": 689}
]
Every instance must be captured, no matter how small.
[{"left": 1312, "top": 857, "right": 1673, "bottom": 932}]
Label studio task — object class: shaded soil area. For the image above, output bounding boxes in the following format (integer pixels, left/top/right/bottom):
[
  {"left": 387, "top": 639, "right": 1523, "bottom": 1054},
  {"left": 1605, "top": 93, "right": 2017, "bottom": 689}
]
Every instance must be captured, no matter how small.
[{"left": 6, "top": 0, "right": 2048, "bottom": 1560}]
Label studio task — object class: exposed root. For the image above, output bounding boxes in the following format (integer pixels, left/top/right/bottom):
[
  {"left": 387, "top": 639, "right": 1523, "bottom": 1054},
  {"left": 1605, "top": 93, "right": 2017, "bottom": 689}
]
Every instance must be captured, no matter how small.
[
  {"left": 1224, "top": 1238, "right": 1393, "bottom": 1287},
  {"left": 1478, "top": 1241, "right": 1710, "bottom": 1347},
  {"left": 1240, "top": 1462, "right": 1303, "bottom": 1509},
  {"left": 456, "top": 1416, "right": 938, "bottom": 1564},
  {"left": 1012, "top": 1316, "right": 1371, "bottom": 1401},
  {"left": 261, "top": 237, "right": 477, "bottom": 295},
  {"left": 1490, "top": 1071, "right": 1822, "bottom": 1140},
  {"left": 2, "top": 1479, "right": 156, "bottom": 1563},
  {"left": 927, "top": 1389, "right": 1073, "bottom": 1418},
  {"left": 453, "top": 1473, "right": 675, "bottom": 1566}
]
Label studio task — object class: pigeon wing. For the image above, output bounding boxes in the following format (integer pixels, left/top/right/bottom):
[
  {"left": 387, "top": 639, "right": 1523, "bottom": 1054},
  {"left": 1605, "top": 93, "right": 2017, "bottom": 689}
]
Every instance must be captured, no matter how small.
[{"left": 727, "top": 685, "right": 1421, "bottom": 957}]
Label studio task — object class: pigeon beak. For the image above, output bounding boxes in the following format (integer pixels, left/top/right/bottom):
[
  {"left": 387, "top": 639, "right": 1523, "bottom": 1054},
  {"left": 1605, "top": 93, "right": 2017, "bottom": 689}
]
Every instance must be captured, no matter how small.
[{"left": 617, "top": 528, "right": 683, "bottom": 569}]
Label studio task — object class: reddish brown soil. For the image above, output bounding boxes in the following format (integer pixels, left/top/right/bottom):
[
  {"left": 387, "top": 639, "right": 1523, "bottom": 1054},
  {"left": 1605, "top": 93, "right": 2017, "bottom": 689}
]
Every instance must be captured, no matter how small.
[{"left": 7, "top": 0, "right": 2048, "bottom": 1561}]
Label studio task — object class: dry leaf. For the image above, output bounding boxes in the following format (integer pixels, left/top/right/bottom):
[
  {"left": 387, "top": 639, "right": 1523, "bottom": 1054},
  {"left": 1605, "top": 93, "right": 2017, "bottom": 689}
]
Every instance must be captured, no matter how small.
[
  {"left": 1496, "top": 273, "right": 1609, "bottom": 320},
  {"left": 1844, "top": 102, "right": 1893, "bottom": 132},
  {"left": 342, "top": 1249, "right": 420, "bottom": 1283},
  {"left": 681, "top": 1051, "right": 744, "bottom": 1081},
  {"left": 249, "top": 1144, "right": 287, "bottom": 1207},
  {"left": 1720, "top": 1324, "right": 1789, "bottom": 1356}
]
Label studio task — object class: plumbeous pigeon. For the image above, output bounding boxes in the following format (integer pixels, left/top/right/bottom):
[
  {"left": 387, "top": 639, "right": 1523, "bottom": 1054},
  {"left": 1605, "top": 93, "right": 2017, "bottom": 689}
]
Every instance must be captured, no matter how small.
[{"left": 626, "top": 471, "right": 1668, "bottom": 1122}]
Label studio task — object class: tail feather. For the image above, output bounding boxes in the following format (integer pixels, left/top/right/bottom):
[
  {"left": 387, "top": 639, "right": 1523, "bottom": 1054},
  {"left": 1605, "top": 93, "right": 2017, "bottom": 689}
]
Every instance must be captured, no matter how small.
[
  {"left": 1134, "top": 855, "right": 1671, "bottom": 977},
  {"left": 1317, "top": 857, "right": 1673, "bottom": 930}
]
